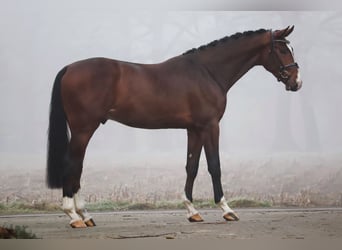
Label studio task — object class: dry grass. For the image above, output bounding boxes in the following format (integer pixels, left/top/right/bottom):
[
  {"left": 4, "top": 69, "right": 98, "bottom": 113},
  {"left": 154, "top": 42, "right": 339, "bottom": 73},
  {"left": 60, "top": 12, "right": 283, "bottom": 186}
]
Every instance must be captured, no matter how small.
[
  {"left": 1, "top": 153, "right": 341, "bottom": 212},
  {"left": 0, "top": 225, "right": 38, "bottom": 239},
  {"left": 0, "top": 198, "right": 273, "bottom": 214}
]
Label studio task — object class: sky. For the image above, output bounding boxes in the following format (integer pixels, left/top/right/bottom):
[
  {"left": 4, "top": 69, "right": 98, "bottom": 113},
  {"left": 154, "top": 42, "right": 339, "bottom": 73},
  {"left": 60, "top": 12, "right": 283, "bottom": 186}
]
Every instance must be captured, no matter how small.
[{"left": 1, "top": 3, "right": 342, "bottom": 169}]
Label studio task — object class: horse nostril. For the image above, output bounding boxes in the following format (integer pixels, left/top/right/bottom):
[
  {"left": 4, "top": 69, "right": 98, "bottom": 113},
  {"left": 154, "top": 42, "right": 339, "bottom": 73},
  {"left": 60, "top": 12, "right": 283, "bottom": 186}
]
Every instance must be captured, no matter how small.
[{"left": 291, "top": 83, "right": 299, "bottom": 91}]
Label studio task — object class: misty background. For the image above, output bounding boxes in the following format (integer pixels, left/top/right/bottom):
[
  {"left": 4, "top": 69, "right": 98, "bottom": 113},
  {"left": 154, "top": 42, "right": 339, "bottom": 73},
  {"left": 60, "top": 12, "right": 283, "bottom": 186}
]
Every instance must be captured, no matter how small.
[{"left": 0, "top": 3, "right": 342, "bottom": 205}]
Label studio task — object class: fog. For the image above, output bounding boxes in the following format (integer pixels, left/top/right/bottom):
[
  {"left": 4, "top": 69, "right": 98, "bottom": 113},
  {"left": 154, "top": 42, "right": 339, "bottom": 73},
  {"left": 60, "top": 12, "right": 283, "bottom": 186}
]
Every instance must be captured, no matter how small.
[{"left": 1, "top": 5, "right": 342, "bottom": 172}]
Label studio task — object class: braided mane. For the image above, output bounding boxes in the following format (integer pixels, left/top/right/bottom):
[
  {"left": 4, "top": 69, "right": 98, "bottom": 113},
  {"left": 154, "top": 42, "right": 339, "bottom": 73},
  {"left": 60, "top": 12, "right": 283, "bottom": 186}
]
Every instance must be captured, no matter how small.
[{"left": 183, "top": 28, "right": 268, "bottom": 55}]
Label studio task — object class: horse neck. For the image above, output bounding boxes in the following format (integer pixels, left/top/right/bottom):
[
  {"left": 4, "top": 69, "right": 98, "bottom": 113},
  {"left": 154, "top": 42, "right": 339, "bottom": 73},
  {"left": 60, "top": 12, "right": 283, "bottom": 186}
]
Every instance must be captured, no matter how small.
[{"left": 192, "top": 34, "right": 269, "bottom": 93}]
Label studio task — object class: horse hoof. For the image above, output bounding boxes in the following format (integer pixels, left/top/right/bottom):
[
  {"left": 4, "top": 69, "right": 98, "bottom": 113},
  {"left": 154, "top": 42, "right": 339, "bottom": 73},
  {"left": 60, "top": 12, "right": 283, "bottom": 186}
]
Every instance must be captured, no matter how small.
[
  {"left": 70, "top": 220, "right": 87, "bottom": 228},
  {"left": 84, "top": 218, "right": 96, "bottom": 227},
  {"left": 188, "top": 213, "right": 204, "bottom": 222},
  {"left": 223, "top": 212, "right": 240, "bottom": 221}
]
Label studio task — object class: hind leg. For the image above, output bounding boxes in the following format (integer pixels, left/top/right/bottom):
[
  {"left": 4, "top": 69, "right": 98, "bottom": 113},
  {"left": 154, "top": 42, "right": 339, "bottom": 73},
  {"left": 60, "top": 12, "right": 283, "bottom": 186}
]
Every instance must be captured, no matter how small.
[
  {"left": 62, "top": 129, "right": 97, "bottom": 228},
  {"left": 74, "top": 191, "right": 96, "bottom": 227}
]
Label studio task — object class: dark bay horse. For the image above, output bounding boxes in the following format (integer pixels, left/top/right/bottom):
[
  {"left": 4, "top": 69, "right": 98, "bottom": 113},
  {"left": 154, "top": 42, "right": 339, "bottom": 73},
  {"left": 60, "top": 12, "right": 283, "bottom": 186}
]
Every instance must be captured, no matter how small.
[{"left": 47, "top": 26, "right": 302, "bottom": 228}]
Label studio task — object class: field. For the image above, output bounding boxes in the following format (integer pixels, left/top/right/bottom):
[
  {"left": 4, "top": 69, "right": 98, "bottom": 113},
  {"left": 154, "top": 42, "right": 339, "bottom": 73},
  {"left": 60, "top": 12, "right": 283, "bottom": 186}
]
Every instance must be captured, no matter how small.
[
  {"left": 1, "top": 153, "right": 342, "bottom": 239},
  {"left": 1, "top": 153, "right": 341, "bottom": 210}
]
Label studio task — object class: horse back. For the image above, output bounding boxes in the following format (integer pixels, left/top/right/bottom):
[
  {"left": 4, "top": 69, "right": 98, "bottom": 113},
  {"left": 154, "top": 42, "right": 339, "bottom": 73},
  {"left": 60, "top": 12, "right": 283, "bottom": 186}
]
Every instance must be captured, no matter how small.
[{"left": 61, "top": 57, "right": 226, "bottom": 130}]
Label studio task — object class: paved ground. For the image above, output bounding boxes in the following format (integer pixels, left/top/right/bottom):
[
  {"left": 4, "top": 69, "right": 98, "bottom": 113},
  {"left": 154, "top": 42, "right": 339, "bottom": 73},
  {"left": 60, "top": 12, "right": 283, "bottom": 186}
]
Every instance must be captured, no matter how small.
[{"left": 1, "top": 208, "right": 341, "bottom": 239}]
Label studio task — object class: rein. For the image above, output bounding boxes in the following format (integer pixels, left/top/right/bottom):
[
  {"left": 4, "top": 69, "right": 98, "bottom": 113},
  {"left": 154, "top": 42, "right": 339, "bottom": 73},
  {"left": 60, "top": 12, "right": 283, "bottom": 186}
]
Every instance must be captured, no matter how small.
[{"left": 269, "top": 30, "right": 299, "bottom": 84}]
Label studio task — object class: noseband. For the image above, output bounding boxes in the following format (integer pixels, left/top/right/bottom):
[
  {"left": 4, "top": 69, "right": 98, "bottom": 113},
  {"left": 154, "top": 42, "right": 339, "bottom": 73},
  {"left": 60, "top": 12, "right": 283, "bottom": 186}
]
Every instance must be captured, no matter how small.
[{"left": 269, "top": 30, "right": 299, "bottom": 83}]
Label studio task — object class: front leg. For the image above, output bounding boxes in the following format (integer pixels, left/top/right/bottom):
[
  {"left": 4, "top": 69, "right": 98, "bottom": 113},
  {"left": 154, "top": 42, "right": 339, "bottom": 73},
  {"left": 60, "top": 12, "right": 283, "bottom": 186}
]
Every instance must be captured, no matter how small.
[
  {"left": 184, "top": 129, "right": 204, "bottom": 222},
  {"left": 203, "top": 122, "right": 239, "bottom": 221},
  {"left": 218, "top": 196, "right": 240, "bottom": 221}
]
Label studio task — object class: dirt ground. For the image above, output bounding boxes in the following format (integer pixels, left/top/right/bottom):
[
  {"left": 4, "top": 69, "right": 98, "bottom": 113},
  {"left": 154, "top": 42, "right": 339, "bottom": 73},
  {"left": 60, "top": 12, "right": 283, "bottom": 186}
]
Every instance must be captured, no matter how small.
[{"left": 1, "top": 208, "right": 341, "bottom": 239}]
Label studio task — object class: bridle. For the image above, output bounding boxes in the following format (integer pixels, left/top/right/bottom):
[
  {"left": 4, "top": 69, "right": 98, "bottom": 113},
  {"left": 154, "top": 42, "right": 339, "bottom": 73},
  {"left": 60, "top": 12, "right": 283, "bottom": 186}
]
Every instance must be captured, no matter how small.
[{"left": 269, "top": 30, "right": 299, "bottom": 84}]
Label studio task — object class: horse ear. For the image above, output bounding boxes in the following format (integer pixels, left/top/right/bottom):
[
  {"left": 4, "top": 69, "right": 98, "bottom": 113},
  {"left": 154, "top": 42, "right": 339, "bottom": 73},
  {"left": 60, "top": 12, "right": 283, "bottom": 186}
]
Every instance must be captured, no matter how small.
[
  {"left": 274, "top": 25, "right": 295, "bottom": 39},
  {"left": 285, "top": 25, "right": 295, "bottom": 37}
]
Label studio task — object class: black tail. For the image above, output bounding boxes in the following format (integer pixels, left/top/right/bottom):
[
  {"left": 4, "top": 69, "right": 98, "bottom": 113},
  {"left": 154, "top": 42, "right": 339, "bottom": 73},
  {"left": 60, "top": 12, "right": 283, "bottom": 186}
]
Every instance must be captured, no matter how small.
[{"left": 47, "top": 66, "right": 69, "bottom": 188}]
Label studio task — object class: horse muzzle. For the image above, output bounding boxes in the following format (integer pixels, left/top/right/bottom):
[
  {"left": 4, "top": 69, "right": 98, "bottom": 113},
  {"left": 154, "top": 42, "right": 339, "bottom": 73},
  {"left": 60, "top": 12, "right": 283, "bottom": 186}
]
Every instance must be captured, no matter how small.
[{"left": 286, "top": 79, "right": 302, "bottom": 91}]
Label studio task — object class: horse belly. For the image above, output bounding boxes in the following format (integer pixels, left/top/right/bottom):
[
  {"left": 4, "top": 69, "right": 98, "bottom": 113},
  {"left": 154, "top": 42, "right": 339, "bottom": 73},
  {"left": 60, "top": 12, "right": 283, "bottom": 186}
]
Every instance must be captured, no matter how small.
[{"left": 106, "top": 103, "right": 192, "bottom": 129}]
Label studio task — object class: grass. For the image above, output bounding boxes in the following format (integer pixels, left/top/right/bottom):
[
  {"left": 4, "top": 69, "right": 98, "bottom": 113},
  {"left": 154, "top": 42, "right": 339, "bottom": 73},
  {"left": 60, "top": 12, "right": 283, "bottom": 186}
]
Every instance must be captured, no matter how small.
[
  {"left": 228, "top": 198, "right": 272, "bottom": 208},
  {"left": 0, "top": 198, "right": 272, "bottom": 215},
  {"left": 77, "top": 199, "right": 220, "bottom": 212},
  {"left": 86, "top": 200, "right": 184, "bottom": 211},
  {"left": 0, "top": 224, "right": 38, "bottom": 239},
  {"left": 0, "top": 202, "right": 61, "bottom": 215}
]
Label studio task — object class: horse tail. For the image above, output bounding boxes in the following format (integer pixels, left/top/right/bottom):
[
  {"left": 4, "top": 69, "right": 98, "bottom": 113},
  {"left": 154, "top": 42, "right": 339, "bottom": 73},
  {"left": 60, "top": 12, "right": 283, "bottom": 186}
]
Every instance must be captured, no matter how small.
[{"left": 47, "top": 66, "right": 69, "bottom": 189}]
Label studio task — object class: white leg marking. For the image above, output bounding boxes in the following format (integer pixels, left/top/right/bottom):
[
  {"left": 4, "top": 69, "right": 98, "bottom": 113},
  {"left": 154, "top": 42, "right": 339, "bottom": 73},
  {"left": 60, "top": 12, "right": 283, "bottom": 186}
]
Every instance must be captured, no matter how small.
[
  {"left": 62, "top": 196, "right": 82, "bottom": 224},
  {"left": 183, "top": 194, "right": 199, "bottom": 218},
  {"left": 74, "top": 191, "right": 92, "bottom": 222},
  {"left": 218, "top": 196, "right": 234, "bottom": 216}
]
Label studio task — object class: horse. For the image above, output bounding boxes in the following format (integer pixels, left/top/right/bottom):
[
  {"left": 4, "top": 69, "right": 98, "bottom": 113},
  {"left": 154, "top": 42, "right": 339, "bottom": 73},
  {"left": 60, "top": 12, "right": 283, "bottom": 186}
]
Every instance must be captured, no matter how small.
[{"left": 47, "top": 26, "right": 302, "bottom": 228}]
